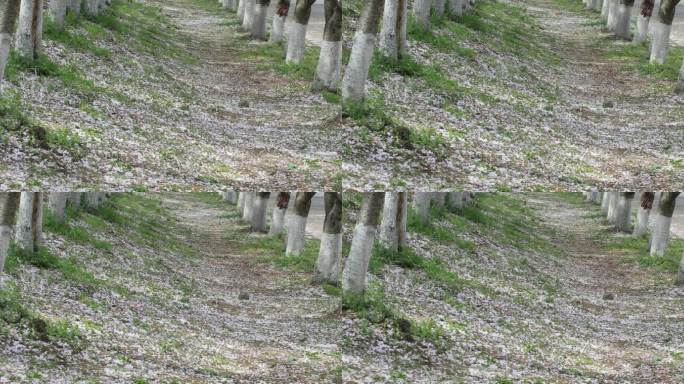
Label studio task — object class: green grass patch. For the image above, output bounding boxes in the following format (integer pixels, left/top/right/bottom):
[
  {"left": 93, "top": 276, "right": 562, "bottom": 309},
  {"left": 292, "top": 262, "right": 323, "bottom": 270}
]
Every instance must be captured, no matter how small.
[
  {"left": 43, "top": 209, "right": 112, "bottom": 250},
  {"left": 240, "top": 42, "right": 320, "bottom": 81},
  {"left": 43, "top": 13, "right": 112, "bottom": 57},
  {"left": 602, "top": 42, "right": 684, "bottom": 81},
  {"left": 602, "top": 233, "right": 684, "bottom": 274}
]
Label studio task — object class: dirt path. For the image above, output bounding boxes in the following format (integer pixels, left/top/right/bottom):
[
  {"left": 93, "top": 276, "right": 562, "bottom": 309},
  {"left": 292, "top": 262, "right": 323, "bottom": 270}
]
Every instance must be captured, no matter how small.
[
  {"left": 523, "top": 0, "right": 684, "bottom": 186},
  {"left": 155, "top": 194, "right": 342, "bottom": 382},
  {"left": 528, "top": 194, "right": 684, "bottom": 381}
]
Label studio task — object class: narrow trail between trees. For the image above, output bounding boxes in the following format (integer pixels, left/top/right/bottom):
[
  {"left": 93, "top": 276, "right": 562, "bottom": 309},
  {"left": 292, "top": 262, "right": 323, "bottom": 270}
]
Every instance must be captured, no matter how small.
[
  {"left": 528, "top": 194, "right": 684, "bottom": 382},
  {"left": 155, "top": 194, "right": 342, "bottom": 382},
  {"left": 524, "top": 0, "right": 684, "bottom": 186}
]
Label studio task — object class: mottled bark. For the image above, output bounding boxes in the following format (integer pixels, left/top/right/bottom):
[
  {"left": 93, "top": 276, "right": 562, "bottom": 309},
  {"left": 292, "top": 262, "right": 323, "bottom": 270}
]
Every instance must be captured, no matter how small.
[
  {"left": 379, "top": 192, "right": 408, "bottom": 252},
  {"left": 342, "top": 192, "right": 385, "bottom": 295},
  {"left": 313, "top": 192, "right": 343, "bottom": 284},
  {"left": 251, "top": 0, "right": 271, "bottom": 39},
  {"left": 413, "top": 0, "right": 431, "bottom": 31},
  {"left": 649, "top": 192, "right": 679, "bottom": 256},
  {"left": 48, "top": 0, "right": 68, "bottom": 29},
  {"left": 313, "top": 0, "right": 342, "bottom": 91},
  {"left": 15, "top": 0, "right": 43, "bottom": 59},
  {"left": 269, "top": 0, "right": 290, "bottom": 43},
  {"left": 15, "top": 192, "right": 42, "bottom": 253}
]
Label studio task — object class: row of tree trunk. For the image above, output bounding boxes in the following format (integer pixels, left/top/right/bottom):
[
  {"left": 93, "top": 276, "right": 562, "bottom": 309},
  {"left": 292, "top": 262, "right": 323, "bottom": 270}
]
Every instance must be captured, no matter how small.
[
  {"left": 0, "top": 0, "right": 111, "bottom": 80},
  {"left": 585, "top": 190, "right": 683, "bottom": 284},
  {"left": 588, "top": 0, "right": 684, "bottom": 92},
  {"left": 0, "top": 192, "right": 107, "bottom": 274},
  {"left": 222, "top": 0, "right": 474, "bottom": 100}
]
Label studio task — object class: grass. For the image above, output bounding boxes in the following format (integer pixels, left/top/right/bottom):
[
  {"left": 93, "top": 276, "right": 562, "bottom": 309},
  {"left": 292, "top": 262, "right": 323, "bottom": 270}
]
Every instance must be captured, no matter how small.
[
  {"left": 43, "top": 12, "right": 112, "bottom": 57},
  {"left": 240, "top": 41, "right": 320, "bottom": 81},
  {"left": 602, "top": 233, "right": 684, "bottom": 274},
  {"left": 602, "top": 42, "right": 684, "bottom": 82},
  {"left": 43, "top": 207, "right": 113, "bottom": 250}
]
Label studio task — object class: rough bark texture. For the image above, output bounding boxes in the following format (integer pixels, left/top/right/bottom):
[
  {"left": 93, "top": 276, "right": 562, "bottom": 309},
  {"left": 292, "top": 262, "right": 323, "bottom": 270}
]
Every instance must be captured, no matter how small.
[
  {"left": 378, "top": 0, "right": 407, "bottom": 59},
  {"left": 342, "top": 192, "right": 385, "bottom": 295},
  {"left": 0, "top": 193, "right": 20, "bottom": 273},
  {"left": 341, "top": 0, "right": 386, "bottom": 101},
  {"left": 313, "top": 0, "right": 342, "bottom": 91},
  {"left": 269, "top": 192, "right": 290, "bottom": 236},
  {"left": 15, "top": 0, "right": 43, "bottom": 59},
  {"left": 614, "top": 0, "right": 633, "bottom": 39},
  {"left": 313, "top": 192, "right": 343, "bottom": 284},
  {"left": 649, "top": 192, "right": 680, "bottom": 256},
  {"left": 285, "top": 192, "right": 315, "bottom": 256}
]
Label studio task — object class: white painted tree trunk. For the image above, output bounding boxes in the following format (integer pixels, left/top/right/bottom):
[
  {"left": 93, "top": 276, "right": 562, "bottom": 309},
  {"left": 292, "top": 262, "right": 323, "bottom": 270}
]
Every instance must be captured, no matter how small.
[
  {"left": 379, "top": 192, "right": 399, "bottom": 251},
  {"left": 0, "top": 32, "right": 12, "bottom": 80},
  {"left": 15, "top": 192, "right": 36, "bottom": 252},
  {"left": 342, "top": 193, "right": 385, "bottom": 295},
  {"left": 67, "top": 0, "right": 80, "bottom": 16},
  {"left": 607, "top": 192, "right": 618, "bottom": 223},
  {"left": 379, "top": 0, "right": 399, "bottom": 59},
  {"left": 16, "top": 0, "right": 43, "bottom": 59},
  {"left": 614, "top": 3, "right": 632, "bottom": 40},
  {"left": 269, "top": 201, "right": 288, "bottom": 235},
  {"left": 242, "top": 0, "right": 255, "bottom": 30},
  {"left": 85, "top": 192, "right": 103, "bottom": 208},
  {"left": 601, "top": 0, "right": 610, "bottom": 20},
  {"left": 650, "top": 213, "right": 672, "bottom": 256},
  {"left": 48, "top": 192, "right": 68, "bottom": 224},
  {"left": 251, "top": 3, "right": 269, "bottom": 39},
  {"left": 601, "top": 192, "right": 610, "bottom": 214},
  {"left": 314, "top": 40, "right": 342, "bottom": 90},
  {"left": 251, "top": 192, "right": 270, "bottom": 232},
  {"left": 634, "top": 14, "right": 650, "bottom": 42},
  {"left": 48, "top": 0, "right": 68, "bottom": 29},
  {"left": 633, "top": 206, "right": 650, "bottom": 235},
  {"left": 586, "top": 0, "right": 596, "bottom": 9},
  {"left": 286, "top": 214, "right": 307, "bottom": 255},
  {"left": 270, "top": 13, "right": 287, "bottom": 43},
  {"left": 238, "top": 0, "right": 246, "bottom": 21},
  {"left": 432, "top": 192, "right": 446, "bottom": 210},
  {"left": 607, "top": 0, "right": 619, "bottom": 30},
  {"left": 413, "top": 192, "right": 431, "bottom": 223},
  {"left": 595, "top": 0, "right": 603, "bottom": 11},
  {"left": 341, "top": 30, "right": 376, "bottom": 101},
  {"left": 237, "top": 192, "right": 246, "bottom": 216},
  {"left": 650, "top": 21, "right": 671, "bottom": 64},
  {"left": 242, "top": 192, "right": 256, "bottom": 222},
  {"left": 614, "top": 192, "right": 633, "bottom": 233},
  {"left": 314, "top": 192, "right": 343, "bottom": 284},
  {"left": 67, "top": 192, "right": 82, "bottom": 210},
  {"left": 286, "top": 22, "right": 307, "bottom": 63}
]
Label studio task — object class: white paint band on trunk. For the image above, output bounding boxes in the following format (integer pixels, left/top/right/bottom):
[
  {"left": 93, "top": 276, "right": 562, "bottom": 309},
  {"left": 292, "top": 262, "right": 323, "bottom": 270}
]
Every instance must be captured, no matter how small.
[
  {"left": 315, "top": 40, "right": 342, "bottom": 90},
  {"left": 634, "top": 15, "right": 650, "bottom": 43},
  {"left": 650, "top": 21, "right": 672, "bottom": 64},
  {"left": 269, "top": 207, "right": 287, "bottom": 235},
  {"left": 286, "top": 214, "right": 307, "bottom": 256},
  {"left": 286, "top": 22, "right": 307, "bottom": 64},
  {"left": 315, "top": 232, "right": 343, "bottom": 281},
  {"left": 342, "top": 223, "right": 377, "bottom": 294},
  {"left": 342, "top": 32, "right": 377, "bottom": 101},
  {"left": 650, "top": 214, "right": 672, "bottom": 256},
  {"left": 251, "top": 4, "right": 269, "bottom": 39},
  {"left": 633, "top": 207, "right": 650, "bottom": 236},
  {"left": 270, "top": 15, "right": 287, "bottom": 43}
]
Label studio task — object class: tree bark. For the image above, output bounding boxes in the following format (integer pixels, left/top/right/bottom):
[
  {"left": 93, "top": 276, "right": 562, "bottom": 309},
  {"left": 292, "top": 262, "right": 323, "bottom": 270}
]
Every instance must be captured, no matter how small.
[
  {"left": 432, "top": 0, "right": 445, "bottom": 16},
  {"left": 15, "top": 0, "right": 43, "bottom": 59},
  {"left": 379, "top": 0, "right": 407, "bottom": 60},
  {"left": 0, "top": 0, "right": 21, "bottom": 80},
  {"left": 414, "top": 0, "right": 431, "bottom": 31},
  {"left": 379, "top": 192, "right": 408, "bottom": 252},
  {"left": 649, "top": 0, "right": 680, "bottom": 64},
  {"left": 269, "top": 192, "right": 290, "bottom": 235},
  {"left": 649, "top": 192, "right": 680, "bottom": 256},
  {"left": 285, "top": 192, "right": 315, "bottom": 256},
  {"left": 242, "top": 0, "right": 256, "bottom": 31},
  {"left": 313, "top": 0, "right": 342, "bottom": 91},
  {"left": 601, "top": 0, "right": 611, "bottom": 20},
  {"left": 614, "top": 192, "right": 634, "bottom": 233},
  {"left": 447, "top": 0, "right": 462, "bottom": 16},
  {"left": 237, "top": 192, "right": 246, "bottom": 216},
  {"left": 601, "top": 191, "right": 610, "bottom": 214},
  {"left": 413, "top": 192, "right": 431, "bottom": 224},
  {"left": 614, "top": 0, "right": 634, "bottom": 39},
  {"left": 67, "top": 192, "right": 82, "bottom": 210},
  {"left": 251, "top": 0, "right": 271, "bottom": 39},
  {"left": 242, "top": 192, "right": 256, "bottom": 222},
  {"left": 269, "top": 0, "right": 290, "bottom": 43},
  {"left": 238, "top": 0, "right": 246, "bottom": 22},
  {"left": 313, "top": 192, "right": 343, "bottom": 284},
  {"left": 342, "top": 192, "right": 385, "bottom": 295},
  {"left": 15, "top": 192, "right": 41, "bottom": 253},
  {"left": 633, "top": 192, "right": 654, "bottom": 236},
  {"left": 676, "top": 58, "right": 684, "bottom": 93},
  {"left": 47, "top": 192, "right": 68, "bottom": 224},
  {"left": 48, "top": 0, "right": 68, "bottom": 30},
  {"left": 607, "top": 192, "right": 619, "bottom": 223},
  {"left": 634, "top": 0, "right": 653, "bottom": 42},
  {"left": 0, "top": 193, "right": 20, "bottom": 273},
  {"left": 251, "top": 192, "right": 270, "bottom": 232},
  {"left": 341, "top": 0, "right": 386, "bottom": 101},
  {"left": 432, "top": 192, "right": 446, "bottom": 210},
  {"left": 286, "top": 0, "right": 316, "bottom": 64}
]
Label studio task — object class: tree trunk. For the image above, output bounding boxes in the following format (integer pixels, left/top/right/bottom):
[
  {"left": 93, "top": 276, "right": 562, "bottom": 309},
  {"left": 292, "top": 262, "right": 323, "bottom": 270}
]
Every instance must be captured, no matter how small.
[
  {"left": 601, "top": 191, "right": 610, "bottom": 214},
  {"left": 432, "top": 192, "right": 446, "bottom": 210},
  {"left": 414, "top": 0, "right": 431, "bottom": 31},
  {"left": 0, "top": 193, "right": 20, "bottom": 273},
  {"left": 650, "top": 0, "right": 679, "bottom": 64},
  {"left": 341, "top": 0, "right": 386, "bottom": 101},
  {"left": 448, "top": 0, "right": 463, "bottom": 16},
  {"left": 285, "top": 192, "right": 315, "bottom": 256},
  {"left": 15, "top": 0, "right": 43, "bottom": 59},
  {"left": 607, "top": 192, "right": 619, "bottom": 223},
  {"left": 379, "top": 0, "right": 407, "bottom": 60},
  {"left": 242, "top": 0, "right": 255, "bottom": 30},
  {"left": 342, "top": 192, "right": 385, "bottom": 295},
  {"left": 633, "top": 192, "right": 654, "bottom": 236},
  {"left": 313, "top": 0, "right": 342, "bottom": 91},
  {"left": 432, "top": 0, "right": 445, "bottom": 16},
  {"left": 607, "top": 0, "right": 619, "bottom": 30},
  {"left": 313, "top": 192, "right": 343, "bottom": 284},
  {"left": 379, "top": 192, "right": 407, "bottom": 252},
  {"left": 251, "top": 0, "right": 271, "bottom": 39},
  {"left": 286, "top": 0, "right": 316, "bottom": 64},
  {"left": 677, "top": 248, "right": 684, "bottom": 285},
  {"left": 48, "top": 0, "right": 68, "bottom": 29},
  {"left": 269, "top": 192, "right": 290, "bottom": 235},
  {"left": 587, "top": 0, "right": 596, "bottom": 9},
  {"left": 242, "top": 192, "right": 256, "bottom": 222},
  {"left": 269, "top": 0, "right": 290, "bottom": 43},
  {"left": 15, "top": 192, "right": 40, "bottom": 253},
  {"left": 238, "top": 0, "right": 246, "bottom": 21},
  {"left": 0, "top": 0, "right": 21, "bottom": 80},
  {"left": 47, "top": 192, "right": 68, "bottom": 224},
  {"left": 649, "top": 192, "right": 680, "bottom": 256},
  {"left": 67, "top": 192, "right": 82, "bottom": 210},
  {"left": 66, "top": 0, "right": 81, "bottom": 16},
  {"left": 251, "top": 192, "right": 270, "bottom": 232},
  {"left": 595, "top": 0, "right": 604, "bottom": 12},
  {"left": 85, "top": 192, "right": 103, "bottom": 208},
  {"left": 237, "top": 192, "right": 246, "bottom": 216},
  {"left": 614, "top": 0, "right": 635, "bottom": 40},
  {"left": 413, "top": 192, "right": 431, "bottom": 224},
  {"left": 614, "top": 192, "right": 634, "bottom": 232},
  {"left": 601, "top": 0, "right": 610, "bottom": 20},
  {"left": 634, "top": 0, "right": 653, "bottom": 42}
]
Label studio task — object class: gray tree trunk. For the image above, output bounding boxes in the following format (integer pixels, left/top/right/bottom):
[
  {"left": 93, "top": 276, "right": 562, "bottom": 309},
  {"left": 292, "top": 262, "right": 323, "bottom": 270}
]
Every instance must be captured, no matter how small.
[
  {"left": 242, "top": 0, "right": 256, "bottom": 31},
  {"left": 15, "top": 192, "right": 42, "bottom": 253},
  {"left": 237, "top": 192, "right": 246, "bottom": 216},
  {"left": 432, "top": 0, "right": 445, "bottom": 16},
  {"left": 447, "top": 0, "right": 462, "bottom": 16},
  {"left": 341, "top": 0, "right": 385, "bottom": 101},
  {"left": 269, "top": 192, "right": 290, "bottom": 235},
  {"left": 601, "top": 191, "right": 610, "bottom": 214},
  {"left": 286, "top": 0, "right": 316, "bottom": 64},
  {"left": 269, "top": 0, "right": 290, "bottom": 43},
  {"left": 614, "top": 192, "right": 634, "bottom": 232},
  {"left": 413, "top": 192, "right": 431, "bottom": 224},
  {"left": 378, "top": 0, "right": 407, "bottom": 60},
  {"left": 67, "top": 192, "right": 82, "bottom": 210},
  {"left": 615, "top": 0, "right": 635, "bottom": 39},
  {"left": 15, "top": 0, "right": 43, "bottom": 59},
  {"left": 633, "top": 192, "right": 654, "bottom": 236},
  {"left": 432, "top": 192, "right": 446, "bottom": 210},
  {"left": 607, "top": 192, "right": 619, "bottom": 223},
  {"left": 607, "top": 0, "right": 619, "bottom": 30},
  {"left": 47, "top": 192, "right": 68, "bottom": 224},
  {"left": 379, "top": 192, "right": 407, "bottom": 252},
  {"left": 0, "top": 0, "right": 21, "bottom": 80},
  {"left": 251, "top": 192, "right": 270, "bottom": 232},
  {"left": 0, "top": 193, "right": 20, "bottom": 273},
  {"left": 48, "top": 0, "right": 68, "bottom": 29},
  {"left": 242, "top": 192, "right": 256, "bottom": 222},
  {"left": 677, "top": 248, "right": 684, "bottom": 285},
  {"left": 602, "top": 0, "right": 611, "bottom": 20},
  {"left": 285, "top": 192, "right": 315, "bottom": 256},
  {"left": 676, "top": 58, "right": 684, "bottom": 93},
  {"left": 238, "top": 0, "right": 246, "bottom": 21},
  {"left": 313, "top": 0, "right": 342, "bottom": 91},
  {"left": 342, "top": 192, "right": 385, "bottom": 295},
  {"left": 251, "top": 0, "right": 271, "bottom": 39},
  {"left": 313, "top": 192, "right": 343, "bottom": 284},
  {"left": 649, "top": 192, "right": 679, "bottom": 256},
  {"left": 414, "top": 0, "right": 431, "bottom": 31}
]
